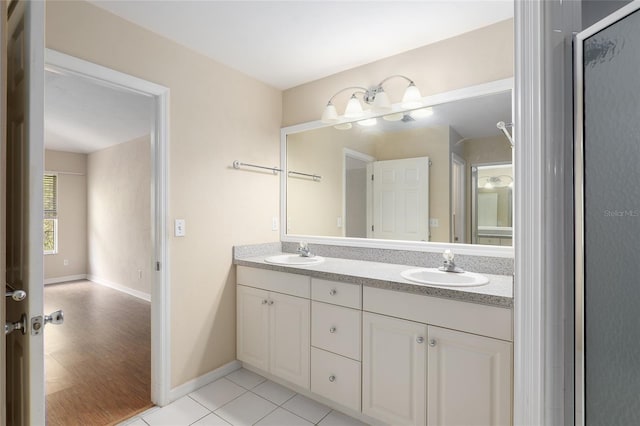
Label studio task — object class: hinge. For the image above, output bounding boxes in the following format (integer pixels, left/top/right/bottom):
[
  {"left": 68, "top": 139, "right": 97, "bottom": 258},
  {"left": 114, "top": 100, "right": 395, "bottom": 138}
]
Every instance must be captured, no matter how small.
[
  {"left": 371, "top": 225, "right": 374, "bottom": 232},
  {"left": 371, "top": 174, "right": 374, "bottom": 181},
  {"left": 156, "top": 261, "right": 161, "bottom": 271}
]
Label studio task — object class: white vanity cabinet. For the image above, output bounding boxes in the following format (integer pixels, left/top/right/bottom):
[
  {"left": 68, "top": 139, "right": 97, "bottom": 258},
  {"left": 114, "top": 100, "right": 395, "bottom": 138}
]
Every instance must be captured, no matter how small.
[
  {"left": 236, "top": 267, "right": 310, "bottom": 389},
  {"left": 310, "top": 278, "right": 362, "bottom": 412},
  {"left": 427, "top": 325, "right": 512, "bottom": 426},
  {"left": 362, "top": 312, "right": 427, "bottom": 426},
  {"left": 236, "top": 265, "right": 513, "bottom": 426},
  {"left": 363, "top": 286, "right": 513, "bottom": 426}
]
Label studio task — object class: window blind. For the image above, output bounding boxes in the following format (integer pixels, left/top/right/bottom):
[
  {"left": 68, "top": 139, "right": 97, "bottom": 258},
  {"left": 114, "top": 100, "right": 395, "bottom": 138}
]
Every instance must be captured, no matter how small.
[{"left": 43, "top": 174, "right": 57, "bottom": 219}]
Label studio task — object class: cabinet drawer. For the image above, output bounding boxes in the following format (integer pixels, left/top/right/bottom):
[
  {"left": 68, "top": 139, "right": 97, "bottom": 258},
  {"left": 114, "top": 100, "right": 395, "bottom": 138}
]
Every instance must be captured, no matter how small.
[
  {"left": 311, "top": 347, "right": 361, "bottom": 412},
  {"left": 237, "top": 266, "right": 310, "bottom": 298},
  {"left": 311, "top": 278, "right": 361, "bottom": 309},
  {"left": 312, "top": 301, "right": 361, "bottom": 360}
]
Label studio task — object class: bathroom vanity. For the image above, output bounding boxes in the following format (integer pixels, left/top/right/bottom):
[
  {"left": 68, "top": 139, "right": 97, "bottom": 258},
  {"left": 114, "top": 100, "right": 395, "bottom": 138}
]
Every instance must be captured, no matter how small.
[{"left": 234, "top": 251, "right": 513, "bottom": 426}]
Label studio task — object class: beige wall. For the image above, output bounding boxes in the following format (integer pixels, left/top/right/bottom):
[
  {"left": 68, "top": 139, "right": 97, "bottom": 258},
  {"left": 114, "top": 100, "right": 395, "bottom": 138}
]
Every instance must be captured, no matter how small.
[
  {"left": 287, "top": 127, "right": 377, "bottom": 237},
  {"left": 44, "top": 150, "right": 88, "bottom": 280},
  {"left": 282, "top": 19, "right": 514, "bottom": 126},
  {"left": 46, "top": 0, "right": 282, "bottom": 387},
  {"left": 87, "top": 136, "right": 151, "bottom": 295}
]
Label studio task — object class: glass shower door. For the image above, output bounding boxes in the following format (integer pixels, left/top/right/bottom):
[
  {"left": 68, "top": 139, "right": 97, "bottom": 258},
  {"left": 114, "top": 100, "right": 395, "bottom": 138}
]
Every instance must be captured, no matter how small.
[{"left": 576, "top": 3, "right": 640, "bottom": 425}]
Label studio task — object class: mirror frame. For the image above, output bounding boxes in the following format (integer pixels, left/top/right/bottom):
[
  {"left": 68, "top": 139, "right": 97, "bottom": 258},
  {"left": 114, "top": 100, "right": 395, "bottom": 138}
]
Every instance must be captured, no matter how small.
[{"left": 280, "top": 78, "right": 515, "bottom": 258}]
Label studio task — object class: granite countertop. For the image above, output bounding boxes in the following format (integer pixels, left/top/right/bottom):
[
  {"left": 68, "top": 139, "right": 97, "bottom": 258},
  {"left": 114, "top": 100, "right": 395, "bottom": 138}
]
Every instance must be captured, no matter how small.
[{"left": 234, "top": 252, "right": 513, "bottom": 308}]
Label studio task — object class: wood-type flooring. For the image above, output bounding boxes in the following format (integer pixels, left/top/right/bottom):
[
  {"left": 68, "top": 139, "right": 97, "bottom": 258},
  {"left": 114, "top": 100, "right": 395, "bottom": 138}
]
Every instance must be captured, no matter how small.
[{"left": 44, "top": 280, "right": 152, "bottom": 425}]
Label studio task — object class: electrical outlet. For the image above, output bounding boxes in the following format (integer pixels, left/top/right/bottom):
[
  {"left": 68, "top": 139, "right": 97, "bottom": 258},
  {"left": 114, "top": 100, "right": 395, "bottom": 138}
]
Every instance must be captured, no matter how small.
[
  {"left": 337, "top": 217, "right": 342, "bottom": 228},
  {"left": 63, "top": 259, "right": 69, "bottom": 266},
  {"left": 272, "top": 217, "right": 278, "bottom": 231},
  {"left": 429, "top": 218, "right": 439, "bottom": 227}
]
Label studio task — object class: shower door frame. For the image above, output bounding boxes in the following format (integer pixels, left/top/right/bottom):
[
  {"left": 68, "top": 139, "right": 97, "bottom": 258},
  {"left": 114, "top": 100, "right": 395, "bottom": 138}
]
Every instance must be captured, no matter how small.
[{"left": 574, "top": 2, "right": 640, "bottom": 425}]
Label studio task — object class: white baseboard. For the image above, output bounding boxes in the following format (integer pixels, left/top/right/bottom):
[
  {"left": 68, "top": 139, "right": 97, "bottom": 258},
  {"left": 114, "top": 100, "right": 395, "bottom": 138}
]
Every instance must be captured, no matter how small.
[
  {"left": 166, "top": 360, "right": 242, "bottom": 404},
  {"left": 44, "top": 274, "right": 88, "bottom": 285},
  {"left": 87, "top": 274, "right": 151, "bottom": 302}
]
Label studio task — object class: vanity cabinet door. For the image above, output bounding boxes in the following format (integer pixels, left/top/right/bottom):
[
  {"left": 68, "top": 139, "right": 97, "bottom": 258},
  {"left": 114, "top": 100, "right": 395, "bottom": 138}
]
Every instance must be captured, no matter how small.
[
  {"left": 269, "top": 291, "right": 310, "bottom": 389},
  {"left": 362, "top": 312, "right": 427, "bottom": 426},
  {"left": 427, "top": 325, "right": 512, "bottom": 426},
  {"left": 237, "top": 285, "right": 269, "bottom": 371}
]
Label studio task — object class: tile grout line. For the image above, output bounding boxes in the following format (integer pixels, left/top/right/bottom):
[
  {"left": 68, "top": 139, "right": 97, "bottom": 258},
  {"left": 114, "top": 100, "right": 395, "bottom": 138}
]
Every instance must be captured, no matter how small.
[{"left": 315, "top": 409, "right": 333, "bottom": 425}]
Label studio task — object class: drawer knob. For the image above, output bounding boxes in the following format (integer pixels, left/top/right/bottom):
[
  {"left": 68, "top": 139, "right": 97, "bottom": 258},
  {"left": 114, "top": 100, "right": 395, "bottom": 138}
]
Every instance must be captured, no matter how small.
[
  {"left": 329, "top": 375, "right": 336, "bottom": 382},
  {"left": 329, "top": 327, "right": 336, "bottom": 333},
  {"left": 261, "top": 300, "right": 268, "bottom": 305},
  {"left": 429, "top": 339, "right": 437, "bottom": 347},
  {"left": 268, "top": 300, "right": 274, "bottom": 305},
  {"left": 329, "top": 289, "right": 337, "bottom": 296},
  {"left": 416, "top": 336, "right": 424, "bottom": 344}
]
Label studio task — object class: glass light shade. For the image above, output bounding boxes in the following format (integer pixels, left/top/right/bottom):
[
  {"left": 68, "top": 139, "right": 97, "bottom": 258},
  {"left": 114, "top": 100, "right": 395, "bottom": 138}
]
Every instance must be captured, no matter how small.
[
  {"left": 344, "top": 95, "right": 364, "bottom": 118},
  {"left": 372, "top": 89, "right": 391, "bottom": 112},
  {"left": 383, "top": 112, "right": 404, "bottom": 122},
  {"left": 401, "top": 83, "right": 423, "bottom": 108},
  {"left": 321, "top": 102, "right": 339, "bottom": 123},
  {"left": 483, "top": 181, "right": 494, "bottom": 189},
  {"left": 357, "top": 118, "right": 377, "bottom": 127},
  {"left": 410, "top": 107, "right": 433, "bottom": 119}
]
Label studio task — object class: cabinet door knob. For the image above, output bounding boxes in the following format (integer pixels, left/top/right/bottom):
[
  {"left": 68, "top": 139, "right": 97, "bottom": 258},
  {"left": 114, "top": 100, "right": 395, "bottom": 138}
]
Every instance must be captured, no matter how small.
[
  {"left": 416, "top": 336, "right": 424, "bottom": 344},
  {"left": 261, "top": 300, "right": 268, "bottom": 305},
  {"left": 329, "top": 327, "right": 336, "bottom": 333},
  {"left": 268, "top": 300, "right": 274, "bottom": 305},
  {"left": 429, "top": 339, "right": 437, "bottom": 347},
  {"left": 329, "top": 289, "right": 337, "bottom": 296},
  {"left": 329, "top": 375, "right": 336, "bottom": 382}
]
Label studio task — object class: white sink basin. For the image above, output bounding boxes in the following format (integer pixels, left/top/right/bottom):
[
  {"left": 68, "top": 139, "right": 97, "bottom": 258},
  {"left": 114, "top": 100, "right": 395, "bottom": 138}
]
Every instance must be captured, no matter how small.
[
  {"left": 264, "top": 254, "right": 325, "bottom": 266},
  {"left": 400, "top": 268, "right": 489, "bottom": 287}
]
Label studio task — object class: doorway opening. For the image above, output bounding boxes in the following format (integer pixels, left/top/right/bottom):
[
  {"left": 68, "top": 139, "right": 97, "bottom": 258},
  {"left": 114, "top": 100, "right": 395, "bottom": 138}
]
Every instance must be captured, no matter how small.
[{"left": 42, "top": 49, "right": 169, "bottom": 423}]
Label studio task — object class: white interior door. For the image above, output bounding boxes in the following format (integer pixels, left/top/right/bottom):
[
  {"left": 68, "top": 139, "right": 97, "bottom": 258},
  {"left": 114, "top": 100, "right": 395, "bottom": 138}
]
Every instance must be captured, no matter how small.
[
  {"left": 5, "top": 1, "right": 45, "bottom": 424},
  {"left": 371, "top": 157, "right": 430, "bottom": 241}
]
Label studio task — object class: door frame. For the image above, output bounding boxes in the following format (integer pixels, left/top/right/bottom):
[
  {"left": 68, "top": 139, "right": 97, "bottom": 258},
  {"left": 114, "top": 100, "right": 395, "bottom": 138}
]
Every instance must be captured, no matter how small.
[
  {"left": 44, "top": 49, "right": 172, "bottom": 406},
  {"left": 450, "top": 152, "right": 466, "bottom": 244},
  {"left": 342, "top": 148, "right": 375, "bottom": 238}
]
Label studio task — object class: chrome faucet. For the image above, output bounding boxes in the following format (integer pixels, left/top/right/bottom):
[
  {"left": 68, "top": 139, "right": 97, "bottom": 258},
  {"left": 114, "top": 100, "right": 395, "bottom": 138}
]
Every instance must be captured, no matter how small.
[
  {"left": 438, "top": 249, "right": 464, "bottom": 273},
  {"left": 297, "top": 242, "right": 314, "bottom": 257}
]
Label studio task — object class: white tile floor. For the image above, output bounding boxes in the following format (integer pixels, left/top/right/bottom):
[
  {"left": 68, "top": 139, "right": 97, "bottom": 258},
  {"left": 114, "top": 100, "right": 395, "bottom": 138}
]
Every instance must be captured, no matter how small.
[{"left": 119, "top": 368, "right": 369, "bottom": 426}]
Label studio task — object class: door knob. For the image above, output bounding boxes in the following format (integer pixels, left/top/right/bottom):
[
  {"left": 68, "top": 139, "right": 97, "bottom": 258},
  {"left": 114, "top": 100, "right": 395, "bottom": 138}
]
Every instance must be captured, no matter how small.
[
  {"left": 5, "top": 314, "right": 27, "bottom": 335},
  {"left": 44, "top": 310, "right": 64, "bottom": 325},
  {"left": 5, "top": 289, "right": 26, "bottom": 302}
]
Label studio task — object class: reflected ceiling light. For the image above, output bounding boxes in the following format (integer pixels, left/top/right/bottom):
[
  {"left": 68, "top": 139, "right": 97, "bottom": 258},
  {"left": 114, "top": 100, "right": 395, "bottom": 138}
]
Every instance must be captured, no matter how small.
[
  {"left": 357, "top": 118, "right": 377, "bottom": 127},
  {"left": 334, "top": 122, "right": 353, "bottom": 130},
  {"left": 410, "top": 107, "right": 434, "bottom": 119},
  {"left": 321, "top": 75, "right": 422, "bottom": 123},
  {"left": 383, "top": 112, "right": 404, "bottom": 122},
  {"left": 480, "top": 175, "right": 513, "bottom": 189}
]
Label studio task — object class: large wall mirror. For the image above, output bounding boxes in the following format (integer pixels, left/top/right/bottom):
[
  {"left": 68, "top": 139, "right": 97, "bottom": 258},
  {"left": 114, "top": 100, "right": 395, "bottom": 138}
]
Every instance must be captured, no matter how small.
[{"left": 281, "top": 79, "right": 513, "bottom": 254}]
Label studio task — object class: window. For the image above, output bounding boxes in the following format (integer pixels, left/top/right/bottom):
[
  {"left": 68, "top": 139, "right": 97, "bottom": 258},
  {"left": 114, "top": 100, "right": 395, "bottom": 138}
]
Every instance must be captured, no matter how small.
[{"left": 43, "top": 174, "right": 58, "bottom": 254}]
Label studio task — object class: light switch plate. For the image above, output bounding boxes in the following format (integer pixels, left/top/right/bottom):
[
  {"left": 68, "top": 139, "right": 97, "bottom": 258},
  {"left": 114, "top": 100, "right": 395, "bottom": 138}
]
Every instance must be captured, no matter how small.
[{"left": 175, "top": 219, "right": 186, "bottom": 237}]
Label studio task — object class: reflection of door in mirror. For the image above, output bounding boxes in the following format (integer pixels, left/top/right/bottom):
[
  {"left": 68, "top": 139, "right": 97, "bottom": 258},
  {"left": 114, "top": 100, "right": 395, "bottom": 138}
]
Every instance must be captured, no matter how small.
[
  {"left": 368, "top": 157, "right": 430, "bottom": 241},
  {"left": 471, "top": 163, "right": 513, "bottom": 246},
  {"left": 451, "top": 154, "right": 466, "bottom": 243},
  {"left": 344, "top": 149, "right": 375, "bottom": 238}
]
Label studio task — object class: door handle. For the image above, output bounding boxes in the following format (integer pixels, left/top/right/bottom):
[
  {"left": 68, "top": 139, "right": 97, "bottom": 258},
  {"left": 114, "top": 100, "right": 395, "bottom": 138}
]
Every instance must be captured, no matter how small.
[
  {"left": 5, "top": 314, "right": 27, "bottom": 335},
  {"left": 44, "top": 310, "right": 64, "bottom": 326},
  {"left": 5, "top": 284, "right": 26, "bottom": 302}
]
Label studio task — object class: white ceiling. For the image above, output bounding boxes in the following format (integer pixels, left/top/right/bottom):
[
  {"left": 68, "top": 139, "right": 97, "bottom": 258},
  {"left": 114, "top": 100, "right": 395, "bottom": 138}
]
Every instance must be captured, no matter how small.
[
  {"left": 45, "top": 70, "right": 153, "bottom": 154},
  {"left": 89, "top": 0, "right": 514, "bottom": 90}
]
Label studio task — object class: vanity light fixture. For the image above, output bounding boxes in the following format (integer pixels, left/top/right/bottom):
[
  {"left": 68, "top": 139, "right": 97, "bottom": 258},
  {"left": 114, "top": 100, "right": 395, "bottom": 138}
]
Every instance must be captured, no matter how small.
[{"left": 321, "top": 75, "right": 422, "bottom": 124}]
